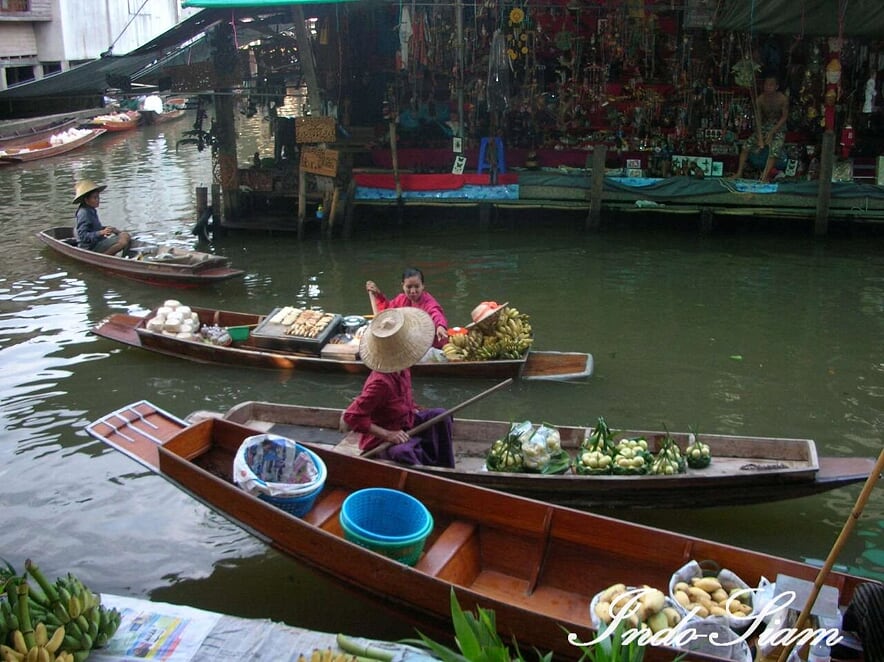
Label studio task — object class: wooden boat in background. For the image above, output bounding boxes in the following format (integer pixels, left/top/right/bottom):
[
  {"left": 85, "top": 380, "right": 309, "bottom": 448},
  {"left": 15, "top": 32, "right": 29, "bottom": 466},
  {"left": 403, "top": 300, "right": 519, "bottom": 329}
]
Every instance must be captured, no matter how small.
[
  {"left": 87, "top": 400, "right": 878, "bottom": 661},
  {"left": 205, "top": 400, "right": 877, "bottom": 509},
  {"left": 38, "top": 227, "right": 244, "bottom": 287},
  {"left": 151, "top": 109, "right": 187, "bottom": 124},
  {"left": 0, "top": 117, "right": 79, "bottom": 150},
  {"left": 89, "top": 111, "right": 141, "bottom": 131},
  {"left": 0, "top": 128, "right": 105, "bottom": 164},
  {"left": 91, "top": 306, "right": 594, "bottom": 380}
]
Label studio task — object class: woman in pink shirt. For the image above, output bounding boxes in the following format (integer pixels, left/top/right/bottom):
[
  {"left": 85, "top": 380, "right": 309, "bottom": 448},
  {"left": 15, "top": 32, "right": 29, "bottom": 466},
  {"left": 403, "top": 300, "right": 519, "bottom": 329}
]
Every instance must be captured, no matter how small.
[
  {"left": 366, "top": 267, "right": 448, "bottom": 349},
  {"left": 342, "top": 307, "right": 455, "bottom": 467}
]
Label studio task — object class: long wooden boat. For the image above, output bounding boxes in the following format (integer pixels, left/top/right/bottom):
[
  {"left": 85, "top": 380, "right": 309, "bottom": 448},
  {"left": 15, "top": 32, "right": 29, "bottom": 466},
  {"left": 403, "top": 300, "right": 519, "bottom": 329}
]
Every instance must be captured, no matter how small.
[
  {"left": 38, "top": 227, "right": 245, "bottom": 288},
  {"left": 0, "top": 117, "right": 79, "bottom": 150},
  {"left": 87, "top": 400, "right": 879, "bottom": 661},
  {"left": 91, "top": 306, "right": 593, "bottom": 380},
  {"left": 205, "top": 400, "right": 877, "bottom": 510},
  {"left": 151, "top": 109, "right": 187, "bottom": 124},
  {"left": 0, "top": 128, "right": 105, "bottom": 164},
  {"left": 89, "top": 111, "right": 141, "bottom": 131}
]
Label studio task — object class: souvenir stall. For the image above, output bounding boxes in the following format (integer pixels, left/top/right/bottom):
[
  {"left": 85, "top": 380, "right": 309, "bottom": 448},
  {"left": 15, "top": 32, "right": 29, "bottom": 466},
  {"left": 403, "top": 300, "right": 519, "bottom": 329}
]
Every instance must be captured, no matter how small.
[{"left": 348, "top": 0, "right": 883, "bottom": 184}]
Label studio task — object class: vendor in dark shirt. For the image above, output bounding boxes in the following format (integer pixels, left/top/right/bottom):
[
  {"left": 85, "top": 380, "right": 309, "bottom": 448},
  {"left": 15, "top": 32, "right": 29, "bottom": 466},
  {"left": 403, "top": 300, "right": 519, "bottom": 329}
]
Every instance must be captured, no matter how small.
[{"left": 73, "top": 180, "right": 130, "bottom": 255}]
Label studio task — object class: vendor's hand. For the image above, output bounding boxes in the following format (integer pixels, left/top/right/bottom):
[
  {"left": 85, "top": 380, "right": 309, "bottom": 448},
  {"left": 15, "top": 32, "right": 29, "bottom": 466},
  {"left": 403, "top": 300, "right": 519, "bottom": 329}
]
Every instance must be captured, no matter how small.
[
  {"left": 435, "top": 325, "right": 448, "bottom": 344},
  {"left": 366, "top": 280, "right": 380, "bottom": 296},
  {"left": 100, "top": 227, "right": 114, "bottom": 237},
  {"left": 383, "top": 428, "right": 409, "bottom": 445}
]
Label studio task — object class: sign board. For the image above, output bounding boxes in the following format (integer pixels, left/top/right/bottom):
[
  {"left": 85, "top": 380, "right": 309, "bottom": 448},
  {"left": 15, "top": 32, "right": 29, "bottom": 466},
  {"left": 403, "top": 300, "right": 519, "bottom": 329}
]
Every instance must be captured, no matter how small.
[
  {"left": 300, "top": 148, "right": 339, "bottom": 177},
  {"left": 452, "top": 155, "right": 467, "bottom": 175},
  {"left": 295, "top": 117, "right": 336, "bottom": 144}
]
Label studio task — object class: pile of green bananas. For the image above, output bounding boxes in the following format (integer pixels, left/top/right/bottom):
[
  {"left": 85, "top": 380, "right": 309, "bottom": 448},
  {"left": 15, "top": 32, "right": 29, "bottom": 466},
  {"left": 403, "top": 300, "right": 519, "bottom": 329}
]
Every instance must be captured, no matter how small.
[
  {"left": 685, "top": 429, "right": 712, "bottom": 468},
  {"left": 0, "top": 559, "right": 121, "bottom": 662},
  {"left": 442, "top": 306, "right": 533, "bottom": 361}
]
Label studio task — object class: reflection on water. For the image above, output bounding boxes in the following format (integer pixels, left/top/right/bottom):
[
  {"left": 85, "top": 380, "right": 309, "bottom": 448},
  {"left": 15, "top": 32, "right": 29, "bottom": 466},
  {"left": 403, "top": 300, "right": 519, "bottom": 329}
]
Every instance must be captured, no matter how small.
[{"left": 0, "top": 115, "right": 882, "bottom": 641}]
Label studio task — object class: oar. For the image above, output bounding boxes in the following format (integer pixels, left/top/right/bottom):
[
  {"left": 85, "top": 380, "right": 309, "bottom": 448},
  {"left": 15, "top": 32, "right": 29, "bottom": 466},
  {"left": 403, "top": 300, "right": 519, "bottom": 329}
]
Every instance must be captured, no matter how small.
[
  {"left": 361, "top": 378, "right": 514, "bottom": 459},
  {"left": 774, "top": 447, "right": 884, "bottom": 662}
]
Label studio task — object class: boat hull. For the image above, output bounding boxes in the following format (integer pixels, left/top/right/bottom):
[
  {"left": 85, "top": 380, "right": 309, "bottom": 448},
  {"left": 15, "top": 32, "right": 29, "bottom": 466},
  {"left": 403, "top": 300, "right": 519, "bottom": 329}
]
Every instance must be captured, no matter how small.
[
  {"left": 216, "top": 401, "right": 876, "bottom": 509},
  {"left": 0, "top": 128, "right": 105, "bottom": 163},
  {"left": 0, "top": 118, "right": 79, "bottom": 150},
  {"left": 87, "top": 401, "right": 879, "bottom": 662},
  {"left": 91, "top": 306, "right": 594, "bottom": 379},
  {"left": 38, "top": 227, "right": 244, "bottom": 287}
]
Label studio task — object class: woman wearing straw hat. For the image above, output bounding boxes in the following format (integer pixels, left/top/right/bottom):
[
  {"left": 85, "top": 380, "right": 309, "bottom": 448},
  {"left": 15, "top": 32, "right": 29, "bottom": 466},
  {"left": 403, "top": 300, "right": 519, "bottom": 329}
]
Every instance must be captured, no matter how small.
[
  {"left": 342, "top": 307, "right": 455, "bottom": 467},
  {"left": 73, "top": 179, "right": 131, "bottom": 256}
]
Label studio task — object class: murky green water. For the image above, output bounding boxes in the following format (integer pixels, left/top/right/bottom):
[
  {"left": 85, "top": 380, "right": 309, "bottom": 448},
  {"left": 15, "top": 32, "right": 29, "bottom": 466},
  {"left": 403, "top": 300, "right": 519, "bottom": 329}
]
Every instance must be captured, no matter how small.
[{"left": 0, "top": 114, "right": 881, "bottom": 645}]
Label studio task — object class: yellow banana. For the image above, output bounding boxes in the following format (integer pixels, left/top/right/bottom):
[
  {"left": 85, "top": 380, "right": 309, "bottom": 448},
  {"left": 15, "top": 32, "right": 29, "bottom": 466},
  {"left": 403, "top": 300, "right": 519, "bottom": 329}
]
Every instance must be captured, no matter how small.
[
  {"left": 34, "top": 624, "right": 47, "bottom": 648},
  {"left": 36, "top": 648, "right": 49, "bottom": 662},
  {"left": 12, "top": 631, "right": 28, "bottom": 655},
  {"left": 25, "top": 647, "right": 38, "bottom": 662},
  {"left": 44, "top": 627, "right": 64, "bottom": 656},
  {"left": 66, "top": 597, "right": 79, "bottom": 621},
  {"left": 0, "top": 644, "right": 25, "bottom": 662},
  {"left": 310, "top": 650, "right": 321, "bottom": 662}
]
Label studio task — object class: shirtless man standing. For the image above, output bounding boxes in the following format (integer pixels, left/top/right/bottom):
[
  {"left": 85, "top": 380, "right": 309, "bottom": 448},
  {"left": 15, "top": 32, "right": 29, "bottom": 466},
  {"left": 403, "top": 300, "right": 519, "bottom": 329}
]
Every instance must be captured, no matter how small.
[{"left": 732, "top": 74, "right": 789, "bottom": 182}]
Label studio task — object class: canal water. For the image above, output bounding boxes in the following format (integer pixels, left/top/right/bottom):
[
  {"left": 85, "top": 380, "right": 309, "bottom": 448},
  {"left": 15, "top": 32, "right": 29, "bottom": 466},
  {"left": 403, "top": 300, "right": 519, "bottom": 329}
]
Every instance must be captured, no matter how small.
[{"left": 0, "top": 113, "right": 882, "bottom": 646}]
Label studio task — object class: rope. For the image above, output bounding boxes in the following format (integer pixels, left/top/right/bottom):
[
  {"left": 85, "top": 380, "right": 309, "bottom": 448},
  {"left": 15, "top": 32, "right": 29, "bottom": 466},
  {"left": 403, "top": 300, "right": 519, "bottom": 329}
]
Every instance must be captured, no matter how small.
[{"left": 105, "top": 0, "right": 150, "bottom": 56}]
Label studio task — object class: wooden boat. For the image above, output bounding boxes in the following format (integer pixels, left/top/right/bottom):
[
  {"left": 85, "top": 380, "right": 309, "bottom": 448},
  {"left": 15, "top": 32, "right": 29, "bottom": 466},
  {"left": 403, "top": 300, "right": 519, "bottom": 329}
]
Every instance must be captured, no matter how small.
[
  {"left": 38, "top": 227, "right": 245, "bottom": 288},
  {"left": 151, "top": 109, "right": 187, "bottom": 124},
  {"left": 0, "top": 128, "right": 105, "bottom": 164},
  {"left": 91, "top": 306, "right": 594, "bottom": 380},
  {"left": 87, "top": 400, "right": 879, "bottom": 661},
  {"left": 204, "top": 400, "right": 877, "bottom": 510},
  {"left": 0, "top": 117, "right": 79, "bottom": 150},
  {"left": 89, "top": 111, "right": 141, "bottom": 131}
]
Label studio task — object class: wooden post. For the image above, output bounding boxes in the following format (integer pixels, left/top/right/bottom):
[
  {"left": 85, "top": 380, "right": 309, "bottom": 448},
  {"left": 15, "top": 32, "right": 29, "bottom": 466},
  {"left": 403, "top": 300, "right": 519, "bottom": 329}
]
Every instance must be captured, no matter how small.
[
  {"left": 814, "top": 131, "right": 835, "bottom": 236},
  {"left": 297, "top": 169, "right": 307, "bottom": 239},
  {"left": 343, "top": 179, "right": 357, "bottom": 239},
  {"left": 327, "top": 186, "right": 341, "bottom": 237},
  {"left": 195, "top": 186, "right": 208, "bottom": 216},
  {"left": 586, "top": 145, "right": 606, "bottom": 230}
]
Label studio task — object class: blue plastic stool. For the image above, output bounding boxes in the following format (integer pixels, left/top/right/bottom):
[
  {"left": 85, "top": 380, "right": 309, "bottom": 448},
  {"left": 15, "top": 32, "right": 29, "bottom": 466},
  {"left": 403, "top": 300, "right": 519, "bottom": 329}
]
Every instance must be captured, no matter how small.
[{"left": 477, "top": 137, "right": 506, "bottom": 174}]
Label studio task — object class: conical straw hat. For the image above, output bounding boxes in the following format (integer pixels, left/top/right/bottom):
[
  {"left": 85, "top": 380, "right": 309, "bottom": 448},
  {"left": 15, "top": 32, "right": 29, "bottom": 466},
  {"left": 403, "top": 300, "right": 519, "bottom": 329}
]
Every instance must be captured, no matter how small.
[
  {"left": 72, "top": 179, "right": 107, "bottom": 204},
  {"left": 359, "top": 308, "right": 434, "bottom": 373}
]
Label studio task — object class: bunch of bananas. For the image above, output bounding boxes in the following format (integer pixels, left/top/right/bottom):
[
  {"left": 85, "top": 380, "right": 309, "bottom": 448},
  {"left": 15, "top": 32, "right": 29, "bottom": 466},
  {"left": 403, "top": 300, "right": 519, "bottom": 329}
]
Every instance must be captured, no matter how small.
[
  {"left": 442, "top": 306, "right": 533, "bottom": 362},
  {"left": 297, "top": 649, "right": 362, "bottom": 662},
  {"left": 0, "top": 560, "right": 121, "bottom": 662}
]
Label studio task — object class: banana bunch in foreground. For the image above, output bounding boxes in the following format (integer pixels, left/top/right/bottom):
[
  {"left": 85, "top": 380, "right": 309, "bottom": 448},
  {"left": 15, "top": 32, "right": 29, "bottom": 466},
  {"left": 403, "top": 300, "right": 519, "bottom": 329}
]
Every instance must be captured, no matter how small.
[
  {"left": 297, "top": 649, "right": 360, "bottom": 662},
  {"left": 442, "top": 305, "right": 533, "bottom": 362},
  {"left": 2, "top": 560, "right": 123, "bottom": 662},
  {"left": 0, "top": 622, "right": 71, "bottom": 662},
  {"left": 298, "top": 633, "right": 396, "bottom": 662}
]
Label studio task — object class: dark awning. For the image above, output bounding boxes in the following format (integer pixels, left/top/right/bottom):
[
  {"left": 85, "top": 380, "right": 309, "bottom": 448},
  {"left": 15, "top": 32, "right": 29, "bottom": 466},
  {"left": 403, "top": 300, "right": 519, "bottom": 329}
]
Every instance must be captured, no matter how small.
[{"left": 714, "top": 0, "right": 884, "bottom": 38}]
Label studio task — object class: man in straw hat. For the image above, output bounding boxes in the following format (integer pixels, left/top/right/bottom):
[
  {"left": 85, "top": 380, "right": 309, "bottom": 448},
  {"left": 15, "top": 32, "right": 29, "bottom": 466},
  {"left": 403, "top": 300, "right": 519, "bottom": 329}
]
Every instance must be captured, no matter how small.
[
  {"left": 342, "top": 308, "right": 455, "bottom": 467},
  {"left": 73, "top": 179, "right": 131, "bottom": 255}
]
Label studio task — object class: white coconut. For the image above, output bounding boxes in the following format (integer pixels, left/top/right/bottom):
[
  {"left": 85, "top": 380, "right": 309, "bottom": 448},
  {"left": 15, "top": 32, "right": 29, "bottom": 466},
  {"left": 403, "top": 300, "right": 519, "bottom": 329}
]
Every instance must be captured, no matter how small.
[
  {"left": 164, "top": 299, "right": 181, "bottom": 309},
  {"left": 177, "top": 305, "right": 192, "bottom": 318}
]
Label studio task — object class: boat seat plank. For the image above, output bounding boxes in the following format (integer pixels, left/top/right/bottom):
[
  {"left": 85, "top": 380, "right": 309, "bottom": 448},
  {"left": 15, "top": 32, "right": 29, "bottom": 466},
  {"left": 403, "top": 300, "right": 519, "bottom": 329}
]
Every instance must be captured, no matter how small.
[
  {"left": 303, "top": 489, "right": 348, "bottom": 531},
  {"left": 414, "top": 520, "right": 479, "bottom": 581}
]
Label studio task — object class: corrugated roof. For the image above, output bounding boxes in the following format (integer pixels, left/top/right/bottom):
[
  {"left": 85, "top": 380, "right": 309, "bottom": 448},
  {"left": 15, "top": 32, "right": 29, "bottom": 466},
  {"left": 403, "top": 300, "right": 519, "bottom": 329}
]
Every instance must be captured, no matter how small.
[{"left": 0, "top": 8, "right": 290, "bottom": 103}]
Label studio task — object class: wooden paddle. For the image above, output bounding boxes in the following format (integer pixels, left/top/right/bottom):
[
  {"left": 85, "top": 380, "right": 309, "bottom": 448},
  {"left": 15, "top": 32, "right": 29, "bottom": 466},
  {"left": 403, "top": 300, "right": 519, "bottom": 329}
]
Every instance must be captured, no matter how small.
[
  {"left": 360, "top": 378, "right": 514, "bottom": 459},
  {"left": 774, "top": 447, "right": 884, "bottom": 662}
]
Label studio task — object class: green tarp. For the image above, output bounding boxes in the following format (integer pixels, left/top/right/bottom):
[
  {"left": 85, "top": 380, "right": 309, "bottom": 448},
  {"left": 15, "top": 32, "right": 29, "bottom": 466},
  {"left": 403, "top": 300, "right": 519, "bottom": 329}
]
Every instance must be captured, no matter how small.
[{"left": 714, "top": 0, "right": 884, "bottom": 38}]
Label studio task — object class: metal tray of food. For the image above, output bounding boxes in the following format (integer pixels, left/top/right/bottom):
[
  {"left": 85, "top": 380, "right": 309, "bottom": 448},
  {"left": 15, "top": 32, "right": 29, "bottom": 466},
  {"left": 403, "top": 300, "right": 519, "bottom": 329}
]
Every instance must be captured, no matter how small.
[{"left": 251, "top": 307, "right": 341, "bottom": 353}]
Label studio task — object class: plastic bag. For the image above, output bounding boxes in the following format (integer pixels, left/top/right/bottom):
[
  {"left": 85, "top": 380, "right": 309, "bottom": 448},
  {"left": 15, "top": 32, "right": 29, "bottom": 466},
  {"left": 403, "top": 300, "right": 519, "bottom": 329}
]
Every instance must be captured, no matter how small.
[{"left": 233, "top": 434, "right": 322, "bottom": 497}]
